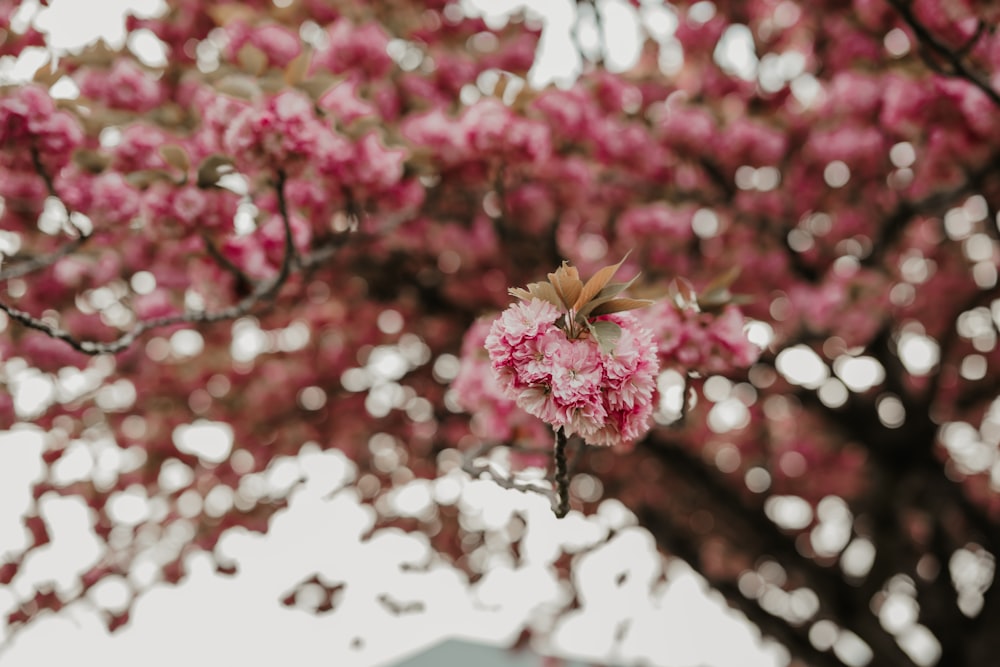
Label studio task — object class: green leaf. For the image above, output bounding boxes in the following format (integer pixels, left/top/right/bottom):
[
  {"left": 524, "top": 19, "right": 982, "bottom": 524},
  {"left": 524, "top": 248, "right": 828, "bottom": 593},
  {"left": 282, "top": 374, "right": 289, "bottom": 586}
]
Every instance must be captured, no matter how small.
[{"left": 588, "top": 320, "right": 622, "bottom": 354}]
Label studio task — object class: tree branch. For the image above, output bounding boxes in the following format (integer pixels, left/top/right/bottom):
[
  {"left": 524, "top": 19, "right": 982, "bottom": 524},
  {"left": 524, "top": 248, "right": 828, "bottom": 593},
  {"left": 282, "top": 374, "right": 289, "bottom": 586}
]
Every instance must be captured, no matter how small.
[
  {"left": 461, "top": 442, "right": 557, "bottom": 503},
  {"left": 0, "top": 146, "right": 92, "bottom": 282},
  {"left": 0, "top": 170, "right": 298, "bottom": 355},
  {"left": 886, "top": 0, "right": 1000, "bottom": 108},
  {"left": 555, "top": 427, "right": 570, "bottom": 518}
]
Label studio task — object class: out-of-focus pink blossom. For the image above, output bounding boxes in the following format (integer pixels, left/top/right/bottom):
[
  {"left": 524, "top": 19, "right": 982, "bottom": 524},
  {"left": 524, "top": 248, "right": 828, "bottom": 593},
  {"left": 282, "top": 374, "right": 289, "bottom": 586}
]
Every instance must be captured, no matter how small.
[{"left": 639, "top": 301, "right": 761, "bottom": 375}]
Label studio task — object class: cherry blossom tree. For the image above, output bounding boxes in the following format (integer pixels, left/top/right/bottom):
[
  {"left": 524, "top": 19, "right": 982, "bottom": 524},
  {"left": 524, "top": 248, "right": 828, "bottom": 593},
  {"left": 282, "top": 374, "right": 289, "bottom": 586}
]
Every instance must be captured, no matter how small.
[{"left": 2, "top": 0, "right": 1000, "bottom": 665}]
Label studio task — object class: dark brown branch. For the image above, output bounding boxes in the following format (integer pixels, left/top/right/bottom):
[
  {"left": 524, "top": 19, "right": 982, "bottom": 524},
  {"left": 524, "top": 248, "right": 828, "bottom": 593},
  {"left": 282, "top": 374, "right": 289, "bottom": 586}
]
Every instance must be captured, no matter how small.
[
  {"left": 886, "top": 0, "right": 1000, "bottom": 108},
  {"left": 642, "top": 434, "right": 921, "bottom": 667},
  {"left": 0, "top": 170, "right": 297, "bottom": 355},
  {"left": 1, "top": 146, "right": 92, "bottom": 282},
  {"left": 865, "top": 156, "right": 1000, "bottom": 268},
  {"left": 554, "top": 427, "right": 570, "bottom": 518}
]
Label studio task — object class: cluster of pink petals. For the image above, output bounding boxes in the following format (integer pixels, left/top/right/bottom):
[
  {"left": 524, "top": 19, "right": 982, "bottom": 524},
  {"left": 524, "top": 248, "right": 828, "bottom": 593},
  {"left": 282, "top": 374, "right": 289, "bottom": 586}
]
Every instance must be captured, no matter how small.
[
  {"left": 639, "top": 301, "right": 761, "bottom": 375},
  {"left": 484, "top": 299, "right": 658, "bottom": 448},
  {"left": 0, "top": 85, "right": 83, "bottom": 170},
  {"left": 452, "top": 320, "right": 551, "bottom": 447}
]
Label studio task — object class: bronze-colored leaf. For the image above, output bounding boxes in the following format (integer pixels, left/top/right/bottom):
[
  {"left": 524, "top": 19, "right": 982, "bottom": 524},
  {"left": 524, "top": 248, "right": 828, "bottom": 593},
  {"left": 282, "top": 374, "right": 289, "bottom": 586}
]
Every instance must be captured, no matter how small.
[
  {"left": 32, "top": 60, "right": 61, "bottom": 86},
  {"left": 297, "top": 74, "right": 337, "bottom": 102},
  {"left": 528, "top": 281, "right": 564, "bottom": 309},
  {"left": 125, "top": 169, "right": 175, "bottom": 189},
  {"left": 284, "top": 48, "right": 311, "bottom": 87},
  {"left": 159, "top": 144, "right": 190, "bottom": 173},
  {"left": 73, "top": 149, "right": 110, "bottom": 174},
  {"left": 237, "top": 43, "right": 269, "bottom": 76},
  {"left": 509, "top": 281, "right": 564, "bottom": 309},
  {"left": 702, "top": 266, "right": 741, "bottom": 297},
  {"left": 215, "top": 74, "right": 263, "bottom": 100},
  {"left": 548, "top": 262, "right": 582, "bottom": 310},
  {"left": 575, "top": 275, "right": 639, "bottom": 320},
  {"left": 574, "top": 251, "right": 631, "bottom": 311},
  {"left": 208, "top": 4, "right": 257, "bottom": 26},
  {"left": 588, "top": 298, "right": 655, "bottom": 317}
]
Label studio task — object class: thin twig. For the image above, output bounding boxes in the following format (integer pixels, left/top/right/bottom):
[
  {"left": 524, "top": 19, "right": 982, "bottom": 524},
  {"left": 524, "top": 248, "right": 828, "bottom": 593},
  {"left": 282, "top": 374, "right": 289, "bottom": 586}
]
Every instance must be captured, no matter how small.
[
  {"left": 460, "top": 442, "right": 557, "bottom": 502},
  {"left": 887, "top": 0, "right": 1000, "bottom": 108},
  {"left": 1, "top": 170, "right": 297, "bottom": 355},
  {"left": 554, "top": 427, "right": 570, "bottom": 518}
]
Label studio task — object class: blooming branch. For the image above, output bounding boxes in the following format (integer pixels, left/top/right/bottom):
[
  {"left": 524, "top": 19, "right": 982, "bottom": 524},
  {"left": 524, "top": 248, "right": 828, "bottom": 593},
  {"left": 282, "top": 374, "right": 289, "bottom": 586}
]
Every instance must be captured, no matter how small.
[
  {"left": 484, "top": 255, "right": 659, "bottom": 515},
  {"left": 0, "top": 170, "right": 301, "bottom": 355}
]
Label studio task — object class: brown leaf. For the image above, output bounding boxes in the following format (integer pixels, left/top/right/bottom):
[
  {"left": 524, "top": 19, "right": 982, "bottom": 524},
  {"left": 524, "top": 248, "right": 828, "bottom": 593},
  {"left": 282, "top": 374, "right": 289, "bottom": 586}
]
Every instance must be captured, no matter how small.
[
  {"left": 158, "top": 144, "right": 190, "bottom": 173},
  {"left": 31, "top": 59, "right": 61, "bottom": 86},
  {"left": 215, "top": 74, "right": 262, "bottom": 100},
  {"left": 125, "top": 169, "right": 175, "bottom": 189},
  {"left": 548, "top": 262, "right": 582, "bottom": 310},
  {"left": 573, "top": 252, "right": 631, "bottom": 311},
  {"left": 529, "top": 281, "right": 564, "bottom": 308},
  {"left": 702, "top": 266, "right": 741, "bottom": 297},
  {"left": 284, "top": 47, "right": 311, "bottom": 87},
  {"left": 588, "top": 298, "right": 655, "bottom": 317},
  {"left": 207, "top": 4, "right": 257, "bottom": 26},
  {"left": 509, "top": 281, "right": 565, "bottom": 309},
  {"left": 73, "top": 149, "right": 110, "bottom": 174},
  {"left": 575, "top": 275, "right": 639, "bottom": 320},
  {"left": 237, "top": 43, "right": 269, "bottom": 76}
]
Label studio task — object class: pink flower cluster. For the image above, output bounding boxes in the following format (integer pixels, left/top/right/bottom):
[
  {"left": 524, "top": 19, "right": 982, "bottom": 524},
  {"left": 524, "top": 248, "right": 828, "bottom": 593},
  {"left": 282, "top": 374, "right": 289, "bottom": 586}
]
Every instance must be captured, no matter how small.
[
  {"left": 639, "top": 301, "right": 761, "bottom": 375},
  {"left": 452, "top": 320, "right": 551, "bottom": 447},
  {"left": 485, "top": 299, "right": 658, "bottom": 448},
  {"left": 0, "top": 85, "right": 83, "bottom": 170}
]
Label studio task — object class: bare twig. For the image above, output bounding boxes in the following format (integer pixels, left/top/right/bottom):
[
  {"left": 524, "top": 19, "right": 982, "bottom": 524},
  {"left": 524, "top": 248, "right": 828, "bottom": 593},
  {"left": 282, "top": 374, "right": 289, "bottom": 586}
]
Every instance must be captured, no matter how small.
[{"left": 460, "top": 442, "right": 557, "bottom": 503}]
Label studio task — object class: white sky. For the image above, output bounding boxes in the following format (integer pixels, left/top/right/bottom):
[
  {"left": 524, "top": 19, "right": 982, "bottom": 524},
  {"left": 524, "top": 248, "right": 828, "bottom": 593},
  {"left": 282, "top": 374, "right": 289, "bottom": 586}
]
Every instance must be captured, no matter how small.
[{"left": 0, "top": 1, "right": 785, "bottom": 665}]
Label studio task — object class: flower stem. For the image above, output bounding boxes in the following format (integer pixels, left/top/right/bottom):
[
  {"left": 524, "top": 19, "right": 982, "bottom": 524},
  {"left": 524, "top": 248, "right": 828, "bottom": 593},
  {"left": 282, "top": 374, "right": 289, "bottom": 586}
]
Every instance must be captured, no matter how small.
[{"left": 554, "top": 428, "right": 569, "bottom": 518}]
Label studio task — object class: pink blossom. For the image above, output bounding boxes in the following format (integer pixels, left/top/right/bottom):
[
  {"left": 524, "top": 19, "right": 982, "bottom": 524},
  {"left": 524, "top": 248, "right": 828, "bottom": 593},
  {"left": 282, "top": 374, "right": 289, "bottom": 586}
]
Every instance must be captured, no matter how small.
[
  {"left": 248, "top": 24, "right": 302, "bottom": 68},
  {"left": 484, "top": 302, "right": 658, "bottom": 448},
  {"left": 318, "top": 80, "right": 378, "bottom": 126},
  {"left": 639, "top": 301, "right": 761, "bottom": 375},
  {"left": 494, "top": 298, "right": 560, "bottom": 344}
]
